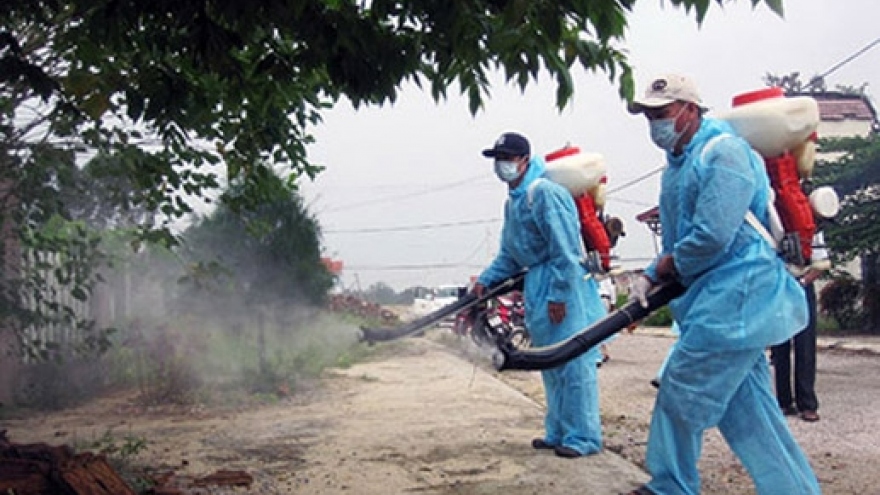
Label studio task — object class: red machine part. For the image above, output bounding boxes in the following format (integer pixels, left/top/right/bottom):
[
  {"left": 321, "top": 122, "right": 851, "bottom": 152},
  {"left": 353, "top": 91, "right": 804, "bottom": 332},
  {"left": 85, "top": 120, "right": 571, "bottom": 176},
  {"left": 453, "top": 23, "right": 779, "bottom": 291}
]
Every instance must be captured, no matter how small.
[
  {"left": 574, "top": 193, "right": 612, "bottom": 270},
  {"left": 765, "top": 153, "right": 815, "bottom": 261},
  {"left": 732, "top": 86, "right": 785, "bottom": 106},
  {"left": 731, "top": 88, "right": 815, "bottom": 263},
  {"left": 545, "top": 146, "right": 612, "bottom": 270}
]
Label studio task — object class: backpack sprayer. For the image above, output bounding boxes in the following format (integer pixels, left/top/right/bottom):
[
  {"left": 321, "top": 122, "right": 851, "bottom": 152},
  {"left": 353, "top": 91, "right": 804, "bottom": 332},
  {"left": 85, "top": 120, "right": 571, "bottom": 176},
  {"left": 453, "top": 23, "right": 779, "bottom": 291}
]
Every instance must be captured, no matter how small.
[
  {"left": 719, "top": 87, "right": 839, "bottom": 272},
  {"left": 542, "top": 146, "right": 618, "bottom": 273}
]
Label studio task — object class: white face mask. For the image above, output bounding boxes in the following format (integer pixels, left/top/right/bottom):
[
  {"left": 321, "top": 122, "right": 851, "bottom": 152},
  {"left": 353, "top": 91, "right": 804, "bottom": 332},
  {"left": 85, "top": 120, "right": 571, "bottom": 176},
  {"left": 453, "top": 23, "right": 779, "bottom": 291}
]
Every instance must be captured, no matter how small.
[
  {"left": 649, "top": 105, "right": 687, "bottom": 152},
  {"left": 494, "top": 159, "right": 521, "bottom": 182}
]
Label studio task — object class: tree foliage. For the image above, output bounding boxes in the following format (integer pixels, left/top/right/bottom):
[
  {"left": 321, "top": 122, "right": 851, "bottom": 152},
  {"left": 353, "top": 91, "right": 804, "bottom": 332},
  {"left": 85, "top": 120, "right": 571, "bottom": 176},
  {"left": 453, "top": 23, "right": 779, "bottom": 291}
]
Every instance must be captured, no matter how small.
[
  {"left": 763, "top": 71, "right": 826, "bottom": 94},
  {"left": 0, "top": 143, "right": 114, "bottom": 359},
  {"left": 813, "top": 135, "right": 880, "bottom": 262},
  {"left": 763, "top": 71, "right": 870, "bottom": 97},
  {"left": 812, "top": 135, "right": 880, "bottom": 332},
  {"left": 2, "top": 0, "right": 784, "bottom": 209},
  {"left": 180, "top": 171, "right": 333, "bottom": 312},
  {"left": 1, "top": 0, "right": 784, "bottom": 349}
]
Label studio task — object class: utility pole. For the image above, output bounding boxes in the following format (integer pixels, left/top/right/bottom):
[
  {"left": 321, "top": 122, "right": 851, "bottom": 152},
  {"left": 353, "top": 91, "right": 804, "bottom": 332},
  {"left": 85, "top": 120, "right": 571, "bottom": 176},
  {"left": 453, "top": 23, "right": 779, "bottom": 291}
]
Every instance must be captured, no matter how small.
[{"left": 353, "top": 273, "right": 362, "bottom": 294}]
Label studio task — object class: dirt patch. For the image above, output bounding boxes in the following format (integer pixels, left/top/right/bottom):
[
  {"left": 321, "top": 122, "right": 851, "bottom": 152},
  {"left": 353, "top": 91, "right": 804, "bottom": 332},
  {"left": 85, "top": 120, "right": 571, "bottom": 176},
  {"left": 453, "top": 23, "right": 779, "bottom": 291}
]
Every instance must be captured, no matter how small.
[
  {"left": 0, "top": 338, "right": 647, "bottom": 494},
  {"left": 2, "top": 330, "right": 879, "bottom": 494},
  {"left": 553, "top": 330, "right": 880, "bottom": 495},
  {"left": 432, "top": 329, "right": 880, "bottom": 495}
]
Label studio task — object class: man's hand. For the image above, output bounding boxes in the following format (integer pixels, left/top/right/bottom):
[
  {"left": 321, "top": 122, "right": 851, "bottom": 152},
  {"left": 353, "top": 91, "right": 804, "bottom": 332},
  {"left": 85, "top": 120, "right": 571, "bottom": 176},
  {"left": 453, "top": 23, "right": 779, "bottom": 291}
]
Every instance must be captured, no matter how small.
[
  {"left": 548, "top": 301, "right": 566, "bottom": 324},
  {"left": 655, "top": 254, "right": 677, "bottom": 280},
  {"left": 628, "top": 275, "right": 653, "bottom": 309},
  {"left": 800, "top": 268, "right": 822, "bottom": 286},
  {"left": 472, "top": 283, "right": 486, "bottom": 299}
]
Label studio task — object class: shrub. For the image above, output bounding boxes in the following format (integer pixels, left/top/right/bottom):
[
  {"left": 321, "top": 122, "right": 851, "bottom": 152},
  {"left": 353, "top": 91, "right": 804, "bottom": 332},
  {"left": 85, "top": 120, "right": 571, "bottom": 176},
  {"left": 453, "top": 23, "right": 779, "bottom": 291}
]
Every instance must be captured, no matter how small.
[
  {"left": 643, "top": 305, "right": 673, "bottom": 327},
  {"left": 13, "top": 353, "right": 109, "bottom": 411},
  {"left": 819, "top": 277, "right": 864, "bottom": 331}
]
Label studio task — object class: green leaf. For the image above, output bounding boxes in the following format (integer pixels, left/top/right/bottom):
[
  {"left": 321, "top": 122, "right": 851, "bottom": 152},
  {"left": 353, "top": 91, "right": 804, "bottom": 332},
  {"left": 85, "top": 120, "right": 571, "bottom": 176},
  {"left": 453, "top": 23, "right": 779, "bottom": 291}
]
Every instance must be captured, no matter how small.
[
  {"left": 758, "top": 0, "right": 785, "bottom": 17},
  {"left": 1, "top": 0, "right": 794, "bottom": 353},
  {"left": 71, "top": 286, "right": 88, "bottom": 301}
]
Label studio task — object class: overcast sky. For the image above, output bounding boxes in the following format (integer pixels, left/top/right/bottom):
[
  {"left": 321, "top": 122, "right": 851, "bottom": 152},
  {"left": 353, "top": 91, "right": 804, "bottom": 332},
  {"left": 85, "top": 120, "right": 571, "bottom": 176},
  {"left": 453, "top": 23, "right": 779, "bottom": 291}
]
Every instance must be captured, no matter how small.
[{"left": 299, "top": 0, "right": 880, "bottom": 292}]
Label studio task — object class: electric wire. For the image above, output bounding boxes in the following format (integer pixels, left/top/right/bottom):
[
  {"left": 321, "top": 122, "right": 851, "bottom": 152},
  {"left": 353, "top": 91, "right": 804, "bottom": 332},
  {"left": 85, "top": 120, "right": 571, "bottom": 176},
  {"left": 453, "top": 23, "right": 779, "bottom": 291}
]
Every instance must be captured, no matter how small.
[
  {"left": 814, "top": 37, "right": 880, "bottom": 85},
  {"left": 324, "top": 163, "right": 666, "bottom": 276},
  {"left": 344, "top": 256, "right": 657, "bottom": 272},
  {"left": 322, "top": 164, "right": 664, "bottom": 234},
  {"left": 344, "top": 262, "right": 488, "bottom": 271},
  {"left": 323, "top": 217, "right": 500, "bottom": 234},
  {"left": 605, "top": 165, "right": 664, "bottom": 195},
  {"left": 321, "top": 172, "right": 492, "bottom": 213}
]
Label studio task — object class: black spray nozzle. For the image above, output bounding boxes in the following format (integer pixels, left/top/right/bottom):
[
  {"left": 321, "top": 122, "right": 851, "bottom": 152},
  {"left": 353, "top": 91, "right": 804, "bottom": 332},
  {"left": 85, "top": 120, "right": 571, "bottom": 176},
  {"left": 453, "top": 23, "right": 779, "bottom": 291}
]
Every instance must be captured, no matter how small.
[{"left": 493, "top": 281, "right": 685, "bottom": 372}]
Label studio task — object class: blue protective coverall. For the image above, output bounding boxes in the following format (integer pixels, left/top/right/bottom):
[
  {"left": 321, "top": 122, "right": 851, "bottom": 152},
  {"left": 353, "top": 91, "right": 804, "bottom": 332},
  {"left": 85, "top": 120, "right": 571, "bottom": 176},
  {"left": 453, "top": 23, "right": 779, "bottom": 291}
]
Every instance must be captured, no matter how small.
[
  {"left": 478, "top": 157, "right": 606, "bottom": 455},
  {"left": 643, "top": 118, "right": 820, "bottom": 494},
  {"left": 655, "top": 321, "right": 680, "bottom": 382}
]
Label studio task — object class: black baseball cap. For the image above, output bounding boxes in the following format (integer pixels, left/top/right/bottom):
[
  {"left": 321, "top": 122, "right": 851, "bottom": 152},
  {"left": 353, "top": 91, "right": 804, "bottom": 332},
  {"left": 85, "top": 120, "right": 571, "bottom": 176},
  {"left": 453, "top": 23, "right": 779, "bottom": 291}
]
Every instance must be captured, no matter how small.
[{"left": 482, "top": 132, "right": 530, "bottom": 158}]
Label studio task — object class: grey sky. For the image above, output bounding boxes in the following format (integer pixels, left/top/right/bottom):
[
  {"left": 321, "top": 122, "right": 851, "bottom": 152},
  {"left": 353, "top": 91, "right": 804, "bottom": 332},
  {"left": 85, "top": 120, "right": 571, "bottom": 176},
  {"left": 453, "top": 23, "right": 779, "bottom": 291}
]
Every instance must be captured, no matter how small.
[{"left": 300, "top": 0, "right": 880, "bottom": 292}]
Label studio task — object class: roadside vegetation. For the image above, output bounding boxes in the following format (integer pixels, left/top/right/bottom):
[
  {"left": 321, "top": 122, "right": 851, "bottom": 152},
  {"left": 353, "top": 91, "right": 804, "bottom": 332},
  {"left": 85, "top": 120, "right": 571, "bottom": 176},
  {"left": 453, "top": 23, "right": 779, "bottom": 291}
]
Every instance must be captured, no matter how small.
[{"left": 5, "top": 174, "right": 375, "bottom": 415}]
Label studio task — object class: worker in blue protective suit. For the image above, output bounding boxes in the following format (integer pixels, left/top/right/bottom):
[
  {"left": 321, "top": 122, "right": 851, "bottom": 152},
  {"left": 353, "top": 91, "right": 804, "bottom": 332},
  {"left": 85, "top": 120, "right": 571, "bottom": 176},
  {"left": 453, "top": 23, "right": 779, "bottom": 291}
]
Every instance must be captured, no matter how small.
[
  {"left": 473, "top": 131, "right": 607, "bottom": 459},
  {"left": 623, "top": 74, "right": 821, "bottom": 495}
]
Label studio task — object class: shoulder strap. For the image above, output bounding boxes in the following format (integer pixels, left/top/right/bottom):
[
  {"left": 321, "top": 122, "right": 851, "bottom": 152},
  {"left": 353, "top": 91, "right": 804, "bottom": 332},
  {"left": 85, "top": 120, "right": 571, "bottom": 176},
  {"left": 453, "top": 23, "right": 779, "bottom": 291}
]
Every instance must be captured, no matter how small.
[
  {"left": 703, "top": 133, "right": 786, "bottom": 249},
  {"left": 526, "top": 178, "right": 545, "bottom": 207},
  {"left": 523, "top": 177, "right": 597, "bottom": 274},
  {"left": 744, "top": 210, "right": 778, "bottom": 250},
  {"left": 700, "top": 133, "right": 732, "bottom": 163}
]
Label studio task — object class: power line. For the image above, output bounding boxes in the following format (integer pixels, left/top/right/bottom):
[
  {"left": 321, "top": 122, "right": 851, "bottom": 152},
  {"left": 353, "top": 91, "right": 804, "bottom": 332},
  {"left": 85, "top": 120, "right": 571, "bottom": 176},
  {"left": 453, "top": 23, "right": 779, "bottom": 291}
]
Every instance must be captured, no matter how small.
[
  {"left": 609, "top": 196, "right": 659, "bottom": 208},
  {"left": 458, "top": 230, "right": 492, "bottom": 264},
  {"left": 321, "top": 172, "right": 492, "bottom": 213},
  {"left": 320, "top": 159, "right": 665, "bottom": 235},
  {"left": 606, "top": 165, "right": 664, "bottom": 195},
  {"left": 817, "top": 37, "right": 880, "bottom": 82},
  {"left": 323, "top": 166, "right": 662, "bottom": 235},
  {"left": 344, "top": 262, "right": 487, "bottom": 271},
  {"left": 343, "top": 256, "right": 657, "bottom": 272},
  {"left": 324, "top": 217, "right": 500, "bottom": 234}
]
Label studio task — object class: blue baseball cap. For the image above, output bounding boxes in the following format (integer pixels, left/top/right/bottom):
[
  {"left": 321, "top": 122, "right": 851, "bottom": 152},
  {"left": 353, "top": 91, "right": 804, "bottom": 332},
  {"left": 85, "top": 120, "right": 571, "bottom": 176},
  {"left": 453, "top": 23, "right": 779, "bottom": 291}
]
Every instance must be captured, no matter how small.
[{"left": 482, "top": 132, "right": 530, "bottom": 158}]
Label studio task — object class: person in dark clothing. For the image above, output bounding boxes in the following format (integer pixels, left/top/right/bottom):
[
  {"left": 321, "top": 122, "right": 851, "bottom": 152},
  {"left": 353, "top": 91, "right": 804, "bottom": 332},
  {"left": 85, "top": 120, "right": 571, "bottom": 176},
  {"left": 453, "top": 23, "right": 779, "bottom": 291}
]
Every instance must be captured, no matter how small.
[{"left": 771, "top": 231, "right": 829, "bottom": 423}]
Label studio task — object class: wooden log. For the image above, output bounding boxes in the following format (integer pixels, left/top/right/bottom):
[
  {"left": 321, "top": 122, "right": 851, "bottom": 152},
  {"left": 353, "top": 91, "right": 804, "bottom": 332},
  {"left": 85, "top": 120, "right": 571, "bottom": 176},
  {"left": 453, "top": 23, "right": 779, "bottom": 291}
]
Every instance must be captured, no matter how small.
[
  {"left": 57, "top": 453, "right": 138, "bottom": 495},
  {"left": 192, "top": 469, "right": 254, "bottom": 488},
  {"left": 0, "top": 458, "right": 54, "bottom": 495},
  {"left": 0, "top": 431, "right": 137, "bottom": 495}
]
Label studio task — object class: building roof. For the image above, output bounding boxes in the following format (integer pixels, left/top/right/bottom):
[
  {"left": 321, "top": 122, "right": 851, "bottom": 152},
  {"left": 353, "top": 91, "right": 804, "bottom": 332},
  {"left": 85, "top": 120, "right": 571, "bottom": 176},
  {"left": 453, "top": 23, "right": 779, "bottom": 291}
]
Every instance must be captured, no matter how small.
[
  {"left": 818, "top": 99, "right": 874, "bottom": 121},
  {"left": 794, "top": 91, "right": 878, "bottom": 122}
]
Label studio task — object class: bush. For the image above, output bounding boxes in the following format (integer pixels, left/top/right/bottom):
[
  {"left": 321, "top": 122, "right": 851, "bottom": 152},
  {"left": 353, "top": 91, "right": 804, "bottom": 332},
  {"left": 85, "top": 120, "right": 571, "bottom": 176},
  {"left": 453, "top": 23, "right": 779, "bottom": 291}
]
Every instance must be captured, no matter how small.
[
  {"left": 133, "top": 323, "right": 204, "bottom": 406},
  {"left": 613, "top": 289, "right": 672, "bottom": 327},
  {"left": 819, "top": 277, "right": 864, "bottom": 331},
  {"left": 14, "top": 355, "right": 109, "bottom": 410},
  {"left": 643, "top": 305, "right": 674, "bottom": 327}
]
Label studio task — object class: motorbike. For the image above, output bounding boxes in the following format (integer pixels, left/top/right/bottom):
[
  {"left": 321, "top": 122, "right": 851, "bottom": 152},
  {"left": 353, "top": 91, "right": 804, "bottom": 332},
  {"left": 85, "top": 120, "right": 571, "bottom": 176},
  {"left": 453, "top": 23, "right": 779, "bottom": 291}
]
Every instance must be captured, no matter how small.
[
  {"left": 359, "top": 272, "right": 525, "bottom": 344},
  {"left": 452, "top": 292, "right": 530, "bottom": 350}
]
